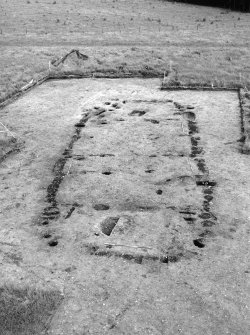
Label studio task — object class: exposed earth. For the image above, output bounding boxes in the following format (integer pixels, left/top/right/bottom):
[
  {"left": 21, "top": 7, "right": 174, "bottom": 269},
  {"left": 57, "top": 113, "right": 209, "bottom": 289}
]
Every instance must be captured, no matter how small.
[{"left": 0, "top": 78, "right": 250, "bottom": 334}]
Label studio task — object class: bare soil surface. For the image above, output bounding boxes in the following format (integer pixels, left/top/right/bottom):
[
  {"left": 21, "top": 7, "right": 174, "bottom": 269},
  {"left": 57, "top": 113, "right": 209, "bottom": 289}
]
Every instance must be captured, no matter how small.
[{"left": 0, "top": 78, "right": 250, "bottom": 334}]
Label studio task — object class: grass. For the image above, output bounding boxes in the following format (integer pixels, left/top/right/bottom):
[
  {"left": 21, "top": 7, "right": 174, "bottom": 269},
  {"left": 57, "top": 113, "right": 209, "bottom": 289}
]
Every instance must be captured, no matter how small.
[
  {"left": 0, "top": 0, "right": 250, "bottom": 103},
  {"left": 0, "top": 285, "right": 63, "bottom": 335}
]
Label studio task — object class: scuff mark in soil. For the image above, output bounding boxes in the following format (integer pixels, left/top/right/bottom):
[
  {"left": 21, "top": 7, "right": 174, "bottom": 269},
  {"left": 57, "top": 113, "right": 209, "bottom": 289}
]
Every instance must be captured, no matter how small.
[
  {"left": 84, "top": 243, "right": 169, "bottom": 264},
  {"left": 0, "top": 138, "right": 23, "bottom": 165},
  {"left": 65, "top": 202, "right": 79, "bottom": 219},
  {"left": 89, "top": 153, "right": 115, "bottom": 157},
  {"left": 0, "top": 146, "right": 21, "bottom": 165}
]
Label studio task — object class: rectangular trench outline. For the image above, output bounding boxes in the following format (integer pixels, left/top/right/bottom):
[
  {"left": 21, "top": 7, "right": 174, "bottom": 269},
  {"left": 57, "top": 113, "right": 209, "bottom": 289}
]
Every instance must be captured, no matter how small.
[
  {"left": 32, "top": 80, "right": 248, "bottom": 263},
  {"left": 1, "top": 77, "right": 247, "bottom": 263}
]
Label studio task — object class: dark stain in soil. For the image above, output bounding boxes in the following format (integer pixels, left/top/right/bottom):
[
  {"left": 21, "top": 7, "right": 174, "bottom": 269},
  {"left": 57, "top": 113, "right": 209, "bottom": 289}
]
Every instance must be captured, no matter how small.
[
  {"left": 174, "top": 101, "right": 217, "bottom": 244},
  {"left": 43, "top": 233, "right": 52, "bottom": 239},
  {"left": 183, "top": 111, "right": 196, "bottom": 121},
  {"left": 195, "top": 158, "right": 208, "bottom": 174},
  {"left": 93, "top": 204, "right": 110, "bottom": 211},
  {"left": 196, "top": 180, "right": 217, "bottom": 187},
  {"left": 193, "top": 238, "right": 205, "bottom": 248},
  {"left": 203, "top": 188, "right": 213, "bottom": 194},
  {"left": 39, "top": 111, "right": 90, "bottom": 227},
  {"left": 112, "top": 103, "right": 119, "bottom": 108},
  {"left": 183, "top": 217, "right": 197, "bottom": 224},
  {"left": 48, "top": 240, "right": 58, "bottom": 247},
  {"left": 102, "top": 171, "right": 112, "bottom": 175},
  {"left": 89, "top": 153, "right": 115, "bottom": 157},
  {"left": 129, "top": 110, "right": 147, "bottom": 116},
  {"left": 202, "top": 220, "right": 216, "bottom": 227},
  {"left": 187, "top": 120, "right": 199, "bottom": 135},
  {"left": 144, "top": 118, "right": 160, "bottom": 124},
  {"left": 145, "top": 169, "right": 154, "bottom": 173},
  {"left": 204, "top": 195, "right": 213, "bottom": 201},
  {"left": 65, "top": 203, "right": 79, "bottom": 219},
  {"left": 75, "top": 120, "right": 86, "bottom": 127},
  {"left": 73, "top": 155, "right": 85, "bottom": 161},
  {"left": 199, "top": 212, "right": 213, "bottom": 219}
]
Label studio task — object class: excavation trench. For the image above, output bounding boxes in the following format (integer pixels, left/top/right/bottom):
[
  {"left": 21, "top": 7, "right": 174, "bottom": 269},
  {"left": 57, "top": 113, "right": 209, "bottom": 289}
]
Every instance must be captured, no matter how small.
[
  {"left": 174, "top": 101, "right": 217, "bottom": 245},
  {"left": 40, "top": 113, "right": 90, "bottom": 226},
  {"left": 34, "top": 78, "right": 246, "bottom": 263}
]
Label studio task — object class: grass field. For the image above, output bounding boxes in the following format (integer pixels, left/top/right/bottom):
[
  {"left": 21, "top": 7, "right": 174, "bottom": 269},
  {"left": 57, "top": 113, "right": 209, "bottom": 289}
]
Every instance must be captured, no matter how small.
[{"left": 0, "top": 0, "right": 250, "bottom": 102}]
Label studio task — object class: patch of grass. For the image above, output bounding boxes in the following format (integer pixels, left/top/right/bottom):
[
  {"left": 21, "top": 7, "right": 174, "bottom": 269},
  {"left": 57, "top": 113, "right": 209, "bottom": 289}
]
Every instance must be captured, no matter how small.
[
  {"left": 2, "top": 44, "right": 250, "bottom": 105},
  {"left": 0, "top": 0, "right": 250, "bottom": 102},
  {"left": 0, "top": 285, "right": 63, "bottom": 335}
]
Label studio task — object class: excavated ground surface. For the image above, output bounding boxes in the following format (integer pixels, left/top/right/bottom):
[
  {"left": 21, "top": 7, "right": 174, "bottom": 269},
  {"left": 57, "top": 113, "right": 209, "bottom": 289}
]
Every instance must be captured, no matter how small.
[{"left": 0, "top": 79, "right": 250, "bottom": 334}]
